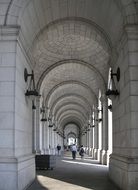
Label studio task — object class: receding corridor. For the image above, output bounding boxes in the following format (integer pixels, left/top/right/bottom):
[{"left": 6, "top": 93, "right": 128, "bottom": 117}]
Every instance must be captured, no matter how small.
[
  {"left": 27, "top": 152, "right": 120, "bottom": 190},
  {"left": 0, "top": 1, "right": 138, "bottom": 190}
]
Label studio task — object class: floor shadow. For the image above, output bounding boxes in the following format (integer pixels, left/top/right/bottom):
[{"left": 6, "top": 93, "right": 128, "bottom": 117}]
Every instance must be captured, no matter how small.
[
  {"left": 34, "top": 154, "right": 120, "bottom": 190},
  {"left": 27, "top": 177, "right": 49, "bottom": 190}
]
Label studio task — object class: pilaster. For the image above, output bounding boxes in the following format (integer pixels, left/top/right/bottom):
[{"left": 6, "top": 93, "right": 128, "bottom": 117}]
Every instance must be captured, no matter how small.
[
  {"left": 93, "top": 110, "right": 99, "bottom": 160},
  {"left": 35, "top": 97, "right": 41, "bottom": 153},
  {"left": 100, "top": 95, "right": 108, "bottom": 165}
]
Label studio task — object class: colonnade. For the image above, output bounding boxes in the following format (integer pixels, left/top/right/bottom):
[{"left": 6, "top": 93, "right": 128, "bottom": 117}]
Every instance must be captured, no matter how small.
[
  {"left": 81, "top": 95, "right": 109, "bottom": 165},
  {"left": 34, "top": 98, "right": 64, "bottom": 155},
  {"left": 32, "top": 94, "right": 110, "bottom": 166}
]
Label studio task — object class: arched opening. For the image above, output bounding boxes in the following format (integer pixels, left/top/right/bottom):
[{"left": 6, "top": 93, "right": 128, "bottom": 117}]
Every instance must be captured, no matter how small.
[{"left": 0, "top": 0, "right": 138, "bottom": 190}]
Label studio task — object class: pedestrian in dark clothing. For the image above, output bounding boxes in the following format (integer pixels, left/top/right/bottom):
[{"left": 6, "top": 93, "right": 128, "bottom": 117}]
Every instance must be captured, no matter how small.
[
  {"left": 79, "top": 145, "right": 85, "bottom": 159},
  {"left": 57, "top": 144, "right": 61, "bottom": 155}
]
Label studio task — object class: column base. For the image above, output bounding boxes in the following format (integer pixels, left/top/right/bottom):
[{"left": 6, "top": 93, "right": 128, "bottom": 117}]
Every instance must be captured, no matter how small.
[
  {"left": 44, "top": 148, "right": 50, "bottom": 154},
  {"left": 93, "top": 148, "right": 98, "bottom": 160},
  {"left": 50, "top": 148, "right": 56, "bottom": 155},
  {"left": 88, "top": 147, "right": 92, "bottom": 156},
  {"left": 109, "top": 154, "right": 138, "bottom": 190},
  {"left": 0, "top": 154, "right": 35, "bottom": 190},
  {"left": 85, "top": 147, "right": 89, "bottom": 154},
  {"left": 100, "top": 150, "right": 108, "bottom": 165},
  {"left": 35, "top": 149, "right": 41, "bottom": 154}
]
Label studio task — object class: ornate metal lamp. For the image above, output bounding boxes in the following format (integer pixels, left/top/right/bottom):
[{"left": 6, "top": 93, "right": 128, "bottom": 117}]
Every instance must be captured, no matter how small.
[
  {"left": 48, "top": 115, "right": 53, "bottom": 127},
  {"left": 32, "top": 100, "right": 36, "bottom": 110},
  {"left": 95, "top": 118, "right": 102, "bottom": 122},
  {"left": 40, "top": 107, "right": 47, "bottom": 122},
  {"left": 108, "top": 104, "right": 112, "bottom": 111},
  {"left": 24, "top": 68, "right": 39, "bottom": 97},
  {"left": 106, "top": 67, "right": 120, "bottom": 97}
]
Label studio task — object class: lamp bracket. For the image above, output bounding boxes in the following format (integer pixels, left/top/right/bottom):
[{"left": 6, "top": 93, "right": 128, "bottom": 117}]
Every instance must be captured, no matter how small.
[
  {"left": 96, "top": 118, "right": 102, "bottom": 122},
  {"left": 111, "top": 67, "right": 120, "bottom": 82},
  {"left": 49, "top": 124, "right": 53, "bottom": 128},
  {"left": 97, "top": 107, "right": 103, "bottom": 113},
  {"left": 24, "top": 68, "right": 33, "bottom": 82},
  {"left": 108, "top": 104, "right": 112, "bottom": 111},
  {"left": 32, "top": 100, "right": 36, "bottom": 110},
  {"left": 24, "top": 68, "right": 39, "bottom": 97},
  {"left": 106, "top": 89, "right": 119, "bottom": 96},
  {"left": 41, "top": 118, "right": 47, "bottom": 122}
]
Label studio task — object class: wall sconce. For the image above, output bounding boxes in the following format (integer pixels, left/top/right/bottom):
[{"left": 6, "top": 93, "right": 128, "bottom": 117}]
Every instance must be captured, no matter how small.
[
  {"left": 24, "top": 68, "right": 39, "bottom": 97},
  {"left": 40, "top": 107, "right": 47, "bottom": 122},
  {"left": 48, "top": 116, "right": 52, "bottom": 121},
  {"left": 97, "top": 107, "right": 103, "bottom": 113},
  {"left": 48, "top": 124, "right": 53, "bottom": 128},
  {"left": 96, "top": 118, "right": 102, "bottom": 122},
  {"left": 108, "top": 104, "right": 112, "bottom": 111},
  {"left": 32, "top": 100, "right": 36, "bottom": 110},
  {"left": 91, "top": 125, "right": 95, "bottom": 128},
  {"left": 48, "top": 115, "right": 53, "bottom": 127},
  {"left": 106, "top": 67, "right": 120, "bottom": 96}
]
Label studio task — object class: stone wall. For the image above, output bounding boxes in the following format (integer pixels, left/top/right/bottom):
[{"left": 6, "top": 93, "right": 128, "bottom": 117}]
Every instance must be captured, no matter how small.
[
  {"left": 109, "top": 25, "right": 138, "bottom": 190},
  {"left": 0, "top": 27, "right": 35, "bottom": 190}
]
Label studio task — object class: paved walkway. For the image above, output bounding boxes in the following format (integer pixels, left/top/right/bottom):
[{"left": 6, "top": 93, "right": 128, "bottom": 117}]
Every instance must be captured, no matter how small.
[{"left": 27, "top": 152, "right": 120, "bottom": 190}]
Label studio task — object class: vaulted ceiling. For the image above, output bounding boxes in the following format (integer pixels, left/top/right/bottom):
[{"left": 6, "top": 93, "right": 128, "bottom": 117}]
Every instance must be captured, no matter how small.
[{"left": 1, "top": 0, "right": 137, "bottom": 131}]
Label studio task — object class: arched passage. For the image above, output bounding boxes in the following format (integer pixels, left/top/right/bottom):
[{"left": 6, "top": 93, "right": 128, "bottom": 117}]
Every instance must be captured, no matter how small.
[{"left": 0, "top": 1, "right": 138, "bottom": 190}]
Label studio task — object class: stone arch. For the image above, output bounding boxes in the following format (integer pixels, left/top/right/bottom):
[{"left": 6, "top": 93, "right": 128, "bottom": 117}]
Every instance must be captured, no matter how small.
[
  {"left": 59, "top": 115, "right": 84, "bottom": 130},
  {"left": 3, "top": 0, "right": 137, "bottom": 34},
  {"left": 55, "top": 103, "right": 88, "bottom": 121},
  {"left": 50, "top": 94, "right": 92, "bottom": 116},
  {"left": 54, "top": 102, "right": 88, "bottom": 117},
  {"left": 64, "top": 122, "right": 81, "bottom": 131},
  {"left": 43, "top": 79, "right": 97, "bottom": 108},
  {"left": 56, "top": 108, "right": 88, "bottom": 123},
  {"left": 38, "top": 59, "right": 107, "bottom": 94}
]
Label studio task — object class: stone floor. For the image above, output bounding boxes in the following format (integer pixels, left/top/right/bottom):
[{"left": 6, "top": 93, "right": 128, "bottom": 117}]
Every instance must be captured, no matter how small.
[{"left": 27, "top": 152, "right": 120, "bottom": 190}]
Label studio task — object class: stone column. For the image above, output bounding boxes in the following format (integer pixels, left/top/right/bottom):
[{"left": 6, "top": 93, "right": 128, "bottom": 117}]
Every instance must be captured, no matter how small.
[
  {"left": 44, "top": 108, "right": 50, "bottom": 154},
  {"left": 100, "top": 95, "right": 108, "bottom": 165},
  {"left": 41, "top": 122, "right": 45, "bottom": 154},
  {"left": 93, "top": 110, "right": 99, "bottom": 160},
  {"left": 32, "top": 101, "right": 36, "bottom": 153},
  {"left": 89, "top": 127, "right": 93, "bottom": 156},
  {"left": 86, "top": 131, "right": 89, "bottom": 154},
  {"left": 49, "top": 126, "right": 52, "bottom": 154},
  {"left": 44, "top": 121, "right": 50, "bottom": 154},
  {"left": 91, "top": 127, "right": 94, "bottom": 158},
  {"left": 51, "top": 117, "right": 56, "bottom": 154},
  {"left": 51, "top": 128, "right": 55, "bottom": 154},
  {"left": 35, "top": 97, "right": 41, "bottom": 153},
  {"left": 109, "top": 25, "right": 138, "bottom": 190},
  {"left": 54, "top": 130, "right": 56, "bottom": 153}
]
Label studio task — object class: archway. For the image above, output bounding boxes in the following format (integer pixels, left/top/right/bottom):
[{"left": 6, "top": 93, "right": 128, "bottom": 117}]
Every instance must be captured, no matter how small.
[{"left": 0, "top": 1, "right": 137, "bottom": 190}]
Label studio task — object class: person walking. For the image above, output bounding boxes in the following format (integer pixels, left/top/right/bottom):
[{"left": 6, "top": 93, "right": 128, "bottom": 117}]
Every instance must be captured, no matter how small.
[
  {"left": 57, "top": 144, "right": 61, "bottom": 155},
  {"left": 79, "top": 145, "right": 85, "bottom": 159},
  {"left": 71, "top": 144, "right": 77, "bottom": 159}
]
